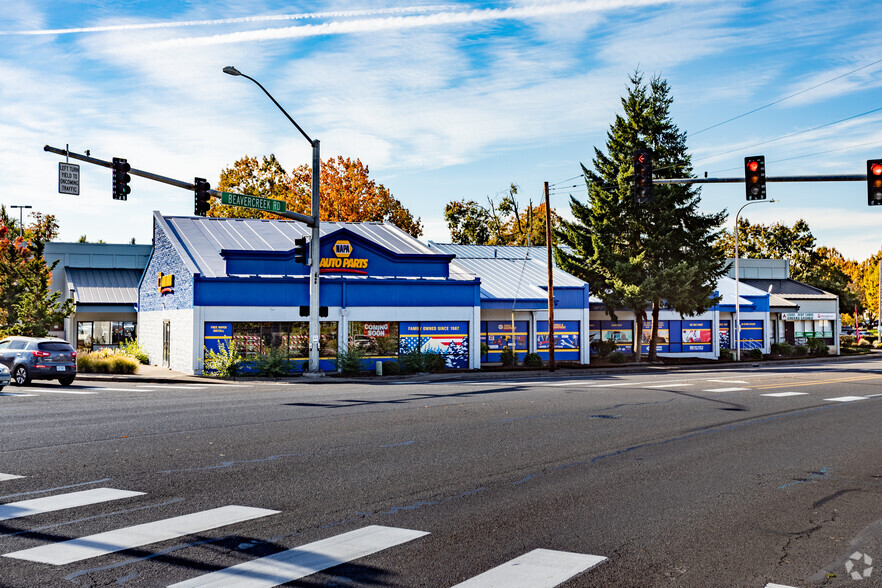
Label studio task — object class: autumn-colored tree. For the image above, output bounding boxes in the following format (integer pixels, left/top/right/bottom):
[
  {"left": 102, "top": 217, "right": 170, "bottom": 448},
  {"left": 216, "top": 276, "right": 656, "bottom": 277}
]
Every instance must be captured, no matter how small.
[
  {"left": 0, "top": 206, "right": 74, "bottom": 337},
  {"left": 444, "top": 184, "right": 561, "bottom": 245},
  {"left": 211, "top": 154, "right": 422, "bottom": 237},
  {"left": 716, "top": 219, "right": 859, "bottom": 314}
]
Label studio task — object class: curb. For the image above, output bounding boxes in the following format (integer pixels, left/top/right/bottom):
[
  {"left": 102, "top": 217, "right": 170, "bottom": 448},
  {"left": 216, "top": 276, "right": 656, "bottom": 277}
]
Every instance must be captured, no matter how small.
[{"left": 73, "top": 352, "right": 881, "bottom": 386}]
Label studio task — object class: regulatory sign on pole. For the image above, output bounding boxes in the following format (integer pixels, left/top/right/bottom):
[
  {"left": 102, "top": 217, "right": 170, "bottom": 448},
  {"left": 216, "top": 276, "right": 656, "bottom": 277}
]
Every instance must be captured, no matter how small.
[
  {"left": 58, "top": 162, "right": 80, "bottom": 195},
  {"left": 221, "top": 191, "right": 287, "bottom": 213}
]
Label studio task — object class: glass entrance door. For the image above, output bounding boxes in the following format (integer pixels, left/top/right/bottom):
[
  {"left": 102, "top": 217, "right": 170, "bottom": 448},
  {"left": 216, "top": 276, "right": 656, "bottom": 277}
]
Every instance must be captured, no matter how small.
[{"left": 162, "top": 320, "right": 171, "bottom": 367}]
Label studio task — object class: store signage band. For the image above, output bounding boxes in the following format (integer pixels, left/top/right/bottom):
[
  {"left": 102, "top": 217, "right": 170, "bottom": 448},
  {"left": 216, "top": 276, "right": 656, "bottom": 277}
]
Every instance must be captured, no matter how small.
[
  {"left": 781, "top": 312, "right": 836, "bottom": 320},
  {"left": 221, "top": 191, "right": 287, "bottom": 213}
]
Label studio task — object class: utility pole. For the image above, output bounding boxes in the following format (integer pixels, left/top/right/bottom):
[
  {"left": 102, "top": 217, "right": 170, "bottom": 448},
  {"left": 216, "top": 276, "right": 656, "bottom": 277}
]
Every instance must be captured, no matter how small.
[{"left": 545, "top": 181, "right": 555, "bottom": 371}]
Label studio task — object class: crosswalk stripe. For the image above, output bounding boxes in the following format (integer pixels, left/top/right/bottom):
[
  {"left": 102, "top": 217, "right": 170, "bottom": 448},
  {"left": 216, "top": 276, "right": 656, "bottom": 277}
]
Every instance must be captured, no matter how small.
[
  {"left": 4, "top": 505, "right": 279, "bottom": 565},
  {"left": 28, "top": 389, "right": 97, "bottom": 395},
  {"left": 760, "top": 392, "right": 809, "bottom": 397},
  {"left": 0, "top": 488, "right": 144, "bottom": 521},
  {"left": 168, "top": 525, "right": 429, "bottom": 588},
  {"left": 765, "top": 584, "right": 798, "bottom": 588},
  {"left": 450, "top": 548, "right": 607, "bottom": 588},
  {"left": 0, "top": 473, "right": 24, "bottom": 482},
  {"left": 824, "top": 396, "right": 867, "bottom": 402}
]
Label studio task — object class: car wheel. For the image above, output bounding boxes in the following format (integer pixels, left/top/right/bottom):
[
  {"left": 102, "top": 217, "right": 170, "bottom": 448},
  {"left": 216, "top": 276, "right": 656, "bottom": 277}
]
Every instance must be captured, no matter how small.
[
  {"left": 13, "top": 365, "right": 30, "bottom": 386},
  {"left": 58, "top": 376, "right": 75, "bottom": 386}
]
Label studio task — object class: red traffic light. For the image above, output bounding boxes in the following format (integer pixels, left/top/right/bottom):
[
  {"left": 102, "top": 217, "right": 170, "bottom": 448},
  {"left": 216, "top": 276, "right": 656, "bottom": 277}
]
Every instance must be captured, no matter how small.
[
  {"left": 871, "top": 163, "right": 882, "bottom": 176},
  {"left": 747, "top": 160, "right": 759, "bottom": 172}
]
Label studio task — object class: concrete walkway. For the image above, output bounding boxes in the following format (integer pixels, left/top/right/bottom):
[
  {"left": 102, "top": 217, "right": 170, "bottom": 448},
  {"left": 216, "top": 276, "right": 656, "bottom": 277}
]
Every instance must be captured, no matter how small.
[{"left": 73, "top": 351, "right": 882, "bottom": 385}]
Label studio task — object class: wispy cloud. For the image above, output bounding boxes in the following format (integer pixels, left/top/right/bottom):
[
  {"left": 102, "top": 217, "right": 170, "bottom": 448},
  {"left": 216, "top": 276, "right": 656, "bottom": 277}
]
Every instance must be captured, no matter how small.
[{"left": 150, "top": 0, "right": 680, "bottom": 48}]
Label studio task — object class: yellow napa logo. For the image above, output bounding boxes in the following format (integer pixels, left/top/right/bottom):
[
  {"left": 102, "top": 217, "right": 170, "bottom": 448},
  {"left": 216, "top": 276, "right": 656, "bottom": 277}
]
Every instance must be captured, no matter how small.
[{"left": 334, "top": 240, "right": 352, "bottom": 258}]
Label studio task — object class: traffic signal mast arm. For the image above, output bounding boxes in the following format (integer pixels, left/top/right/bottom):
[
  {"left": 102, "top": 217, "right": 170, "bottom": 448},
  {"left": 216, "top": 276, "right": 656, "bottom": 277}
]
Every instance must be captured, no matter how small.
[
  {"left": 43, "top": 144, "right": 316, "bottom": 226},
  {"left": 653, "top": 173, "right": 867, "bottom": 184}
]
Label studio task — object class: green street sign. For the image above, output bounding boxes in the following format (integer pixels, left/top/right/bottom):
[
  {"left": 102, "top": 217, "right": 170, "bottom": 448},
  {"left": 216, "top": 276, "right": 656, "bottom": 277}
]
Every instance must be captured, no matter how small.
[{"left": 221, "top": 192, "right": 287, "bottom": 213}]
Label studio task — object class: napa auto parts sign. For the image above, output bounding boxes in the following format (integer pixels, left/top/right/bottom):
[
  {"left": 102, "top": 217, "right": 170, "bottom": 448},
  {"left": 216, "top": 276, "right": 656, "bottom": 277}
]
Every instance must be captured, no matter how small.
[{"left": 319, "top": 240, "right": 369, "bottom": 274}]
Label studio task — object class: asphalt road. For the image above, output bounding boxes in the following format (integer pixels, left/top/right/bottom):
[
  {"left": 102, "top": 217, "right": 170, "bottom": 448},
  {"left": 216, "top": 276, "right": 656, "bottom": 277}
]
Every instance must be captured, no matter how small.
[{"left": 1, "top": 358, "right": 882, "bottom": 587}]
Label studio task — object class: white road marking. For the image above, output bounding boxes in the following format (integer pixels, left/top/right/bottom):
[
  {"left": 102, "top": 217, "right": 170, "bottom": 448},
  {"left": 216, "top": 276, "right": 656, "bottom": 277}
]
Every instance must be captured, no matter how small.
[
  {"left": 702, "top": 388, "right": 749, "bottom": 393},
  {"left": 707, "top": 379, "right": 748, "bottom": 383},
  {"left": 169, "top": 525, "right": 429, "bottom": 588},
  {"left": 4, "top": 505, "right": 279, "bottom": 565},
  {"left": 0, "top": 488, "right": 144, "bottom": 521},
  {"left": 0, "top": 473, "right": 24, "bottom": 481},
  {"left": 0, "top": 392, "right": 37, "bottom": 397},
  {"left": 644, "top": 383, "right": 694, "bottom": 388},
  {"left": 450, "top": 548, "right": 607, "bottom": 588},
  {"left": 824, "top": 396, "right": 867, "bottom": 402},
  {"left": 765, "top": 584, "right": 799, "bottom": 588},
  {"left": 135, "top": 385, "right": 207, "bottom": 390},
  {"left": 28, "top": 388, "right": 97, "bottom": 395},
  {"left": 760, "top": 392, "right": 810, "bottom": 397}
]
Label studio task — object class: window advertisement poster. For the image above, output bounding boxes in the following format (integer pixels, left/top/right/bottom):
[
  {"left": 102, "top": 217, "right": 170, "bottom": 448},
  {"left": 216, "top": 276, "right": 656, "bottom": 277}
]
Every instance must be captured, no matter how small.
[
  {"left": 536, "top": 320, "right": 580, "bottom": 361},
  {"left": 601, "top": 321, "right": 633, "bottom": 352},
  {"left": 203, "top": 323, "right": 233, "bottom": 360},
  {"left": 720, "top": 320, "right": 731, "bottom": 349},
  {"left": 589, "top": 321, "right": 601, "bottom": 354},
  {"left": 400, "top": 322, "right": 469, "bottom": 368},
  {"left": 641, "top": 320, "right": 670, "bottom": 353},
  {"left": 682, "top": 320, "right": 712, "bottom": 352},
  {"left": 739, "top": 319, "right": 764, "bottom": 350},
  {"left": 483, "top": 321, "right": 529, "bottom": 362}
]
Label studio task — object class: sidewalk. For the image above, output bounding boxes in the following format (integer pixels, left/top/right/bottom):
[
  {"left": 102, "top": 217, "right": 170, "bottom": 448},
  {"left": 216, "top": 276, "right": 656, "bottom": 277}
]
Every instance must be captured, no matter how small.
[{"left": 75, "top": 351, "right": 882, "bottom": 386}]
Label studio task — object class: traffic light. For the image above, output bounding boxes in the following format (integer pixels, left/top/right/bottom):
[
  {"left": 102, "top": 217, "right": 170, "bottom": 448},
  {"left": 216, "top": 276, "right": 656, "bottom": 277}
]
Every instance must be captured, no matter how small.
[
  {"left": 194, "top": 177, "right": 211, "bottom": 216},
  {"left": 112, "top": 158, "right": 131, "bottom": 201},
  {"left": 868, "top": 159, "right": 882, "bottom": 206},
  {"left": 744, "top": 156, "right": 766, "bottom": 200},
  {"left": 633, "top": 149, "right": 653, "bottom": 203},
  {"left": 294, "top": 236, "right": 309, "bottom": 265}
]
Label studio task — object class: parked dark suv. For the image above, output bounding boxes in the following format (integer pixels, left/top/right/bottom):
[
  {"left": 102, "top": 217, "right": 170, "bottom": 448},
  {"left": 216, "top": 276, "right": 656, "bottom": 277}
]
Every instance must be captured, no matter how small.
[{"left": 0, "top": 337, "right": 78, "bottom": 386}]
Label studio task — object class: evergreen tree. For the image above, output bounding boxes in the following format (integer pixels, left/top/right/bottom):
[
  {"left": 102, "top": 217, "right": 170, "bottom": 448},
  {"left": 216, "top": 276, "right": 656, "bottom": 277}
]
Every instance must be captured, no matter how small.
[{"left": 556, "top": 72, "right": 727, "bottom": 361}]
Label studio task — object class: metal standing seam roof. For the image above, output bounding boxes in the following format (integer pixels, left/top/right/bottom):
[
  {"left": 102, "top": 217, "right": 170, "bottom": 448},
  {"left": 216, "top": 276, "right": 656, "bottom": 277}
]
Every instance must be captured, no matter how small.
[
  {"left": 444, "top": 257, "right": 586, "bottom": 301},
  {"left": 161, "top": 215, "right": 438, "bottom": 278},
  {"left": 65, "top": 268, "right": 143, "bottom": 304}
]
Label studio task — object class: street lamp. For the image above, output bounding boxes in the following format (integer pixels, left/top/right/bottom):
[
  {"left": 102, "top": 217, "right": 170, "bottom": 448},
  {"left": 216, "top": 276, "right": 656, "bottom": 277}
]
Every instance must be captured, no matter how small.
[
  {"left": 223, "top": 66, "right": 323, "bottom": 374},
  {"left": 733, "top": 199, "right": 777, "bottom": 361},
  {"left": 9, "top": 205, "right": 32, "bottom": 239}
]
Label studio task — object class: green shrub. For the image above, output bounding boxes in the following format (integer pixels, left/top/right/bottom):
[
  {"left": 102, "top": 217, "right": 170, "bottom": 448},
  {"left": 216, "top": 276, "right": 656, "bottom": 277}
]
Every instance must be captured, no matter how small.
[
  {"left": 719, "top": 348, "right": 733, "bottom": 361},
  {"left": 255, "top": 345, "right": 293, "bottom": 377},
  {"left": 399, "top": 349, "right": 446, "bottom": 373},
  {"left": 425, "top": 351, "right": 447, "bottom": 372},
  {"left": 383, "top": 360, "right": 401, "bottom": 376},
  {"left": 203, "top": 341, "right": 242, "bottom": 378},
  {"left": 608, "top": 350, "right": 627, "bottom": 364},
  {"left": 77, "top": 350, "right": 139, "bottom": 374},
  {"left": 794, "top": 345, "right": 808, "bottom": 356},
  {"left": 119, "top": 339, "right": 149, "bottom": 364},
  {"left": 770, "top": 342, "right": 793, "bottom": 356},
  {"left": 840, "top": 335, "right": 857, "bottom": 347},
  {"left": 499, "top": 348, "right": 516, "bottom": 366},
  {"left": 746, "top": 348, "right": 764, "bottom": 361},
  {"left": 858, "top": 338, "right": 872, "bottom": 348},
  {"left": 597, "top": 340, "right": 618, "bottom": 358},
  {"left": 806, "top": 338, "right": 829, "bottom": 355},
  {"left": 523, "top": 352, "right": 543, "bottom": 368},
  {"left": 481, "top": 342, "right": 490, "bottom": 357},
  {"left": 334, "top": 345, "right": 366, "bottom": 375}
]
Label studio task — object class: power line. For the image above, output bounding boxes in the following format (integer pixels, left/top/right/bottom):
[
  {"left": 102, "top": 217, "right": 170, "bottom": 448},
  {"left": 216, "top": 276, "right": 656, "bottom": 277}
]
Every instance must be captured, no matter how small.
[
  {"left": 690, "top": 57, "right": 882, "bottom": 137},
  {"left": 705, "top": 138, "right": 882, "bottom": 175}
]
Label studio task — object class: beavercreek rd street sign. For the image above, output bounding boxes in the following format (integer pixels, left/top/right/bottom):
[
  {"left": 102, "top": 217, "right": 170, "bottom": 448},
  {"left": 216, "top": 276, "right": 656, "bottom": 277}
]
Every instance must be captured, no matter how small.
[
  {"left": 221, "top": 191, "right": 287, "bottom": 213},
  {"left": 58, "top": 162, "right": 79, "bottom": 195}
]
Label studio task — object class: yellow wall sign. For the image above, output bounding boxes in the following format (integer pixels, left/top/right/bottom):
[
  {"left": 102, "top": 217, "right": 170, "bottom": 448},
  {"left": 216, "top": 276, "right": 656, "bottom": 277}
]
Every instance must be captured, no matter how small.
[
  {"left": 320, "top": 241, "right": 369, "bottom": 273},
  {"left": 158, "top": 272, "right": 175, "bottom": 294}
]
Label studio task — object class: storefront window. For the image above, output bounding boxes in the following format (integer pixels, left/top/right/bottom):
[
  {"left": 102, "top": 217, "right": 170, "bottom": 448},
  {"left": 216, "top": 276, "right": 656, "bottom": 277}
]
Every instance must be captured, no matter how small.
[
  {"left": 232, "top": 322, "right": 338, "bottom": 359},
  {"left": 77, "top": 322, "right": 93, "bottom": 349},
  {"left": 348, "top": 322, "right": 399, "bottom": 357}
]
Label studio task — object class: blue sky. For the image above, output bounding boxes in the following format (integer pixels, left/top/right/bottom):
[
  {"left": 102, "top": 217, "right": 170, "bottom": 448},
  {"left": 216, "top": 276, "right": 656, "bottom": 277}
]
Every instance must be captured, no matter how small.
[{"left": 2, "top": 0, "right": 880, "bottom": 260}]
